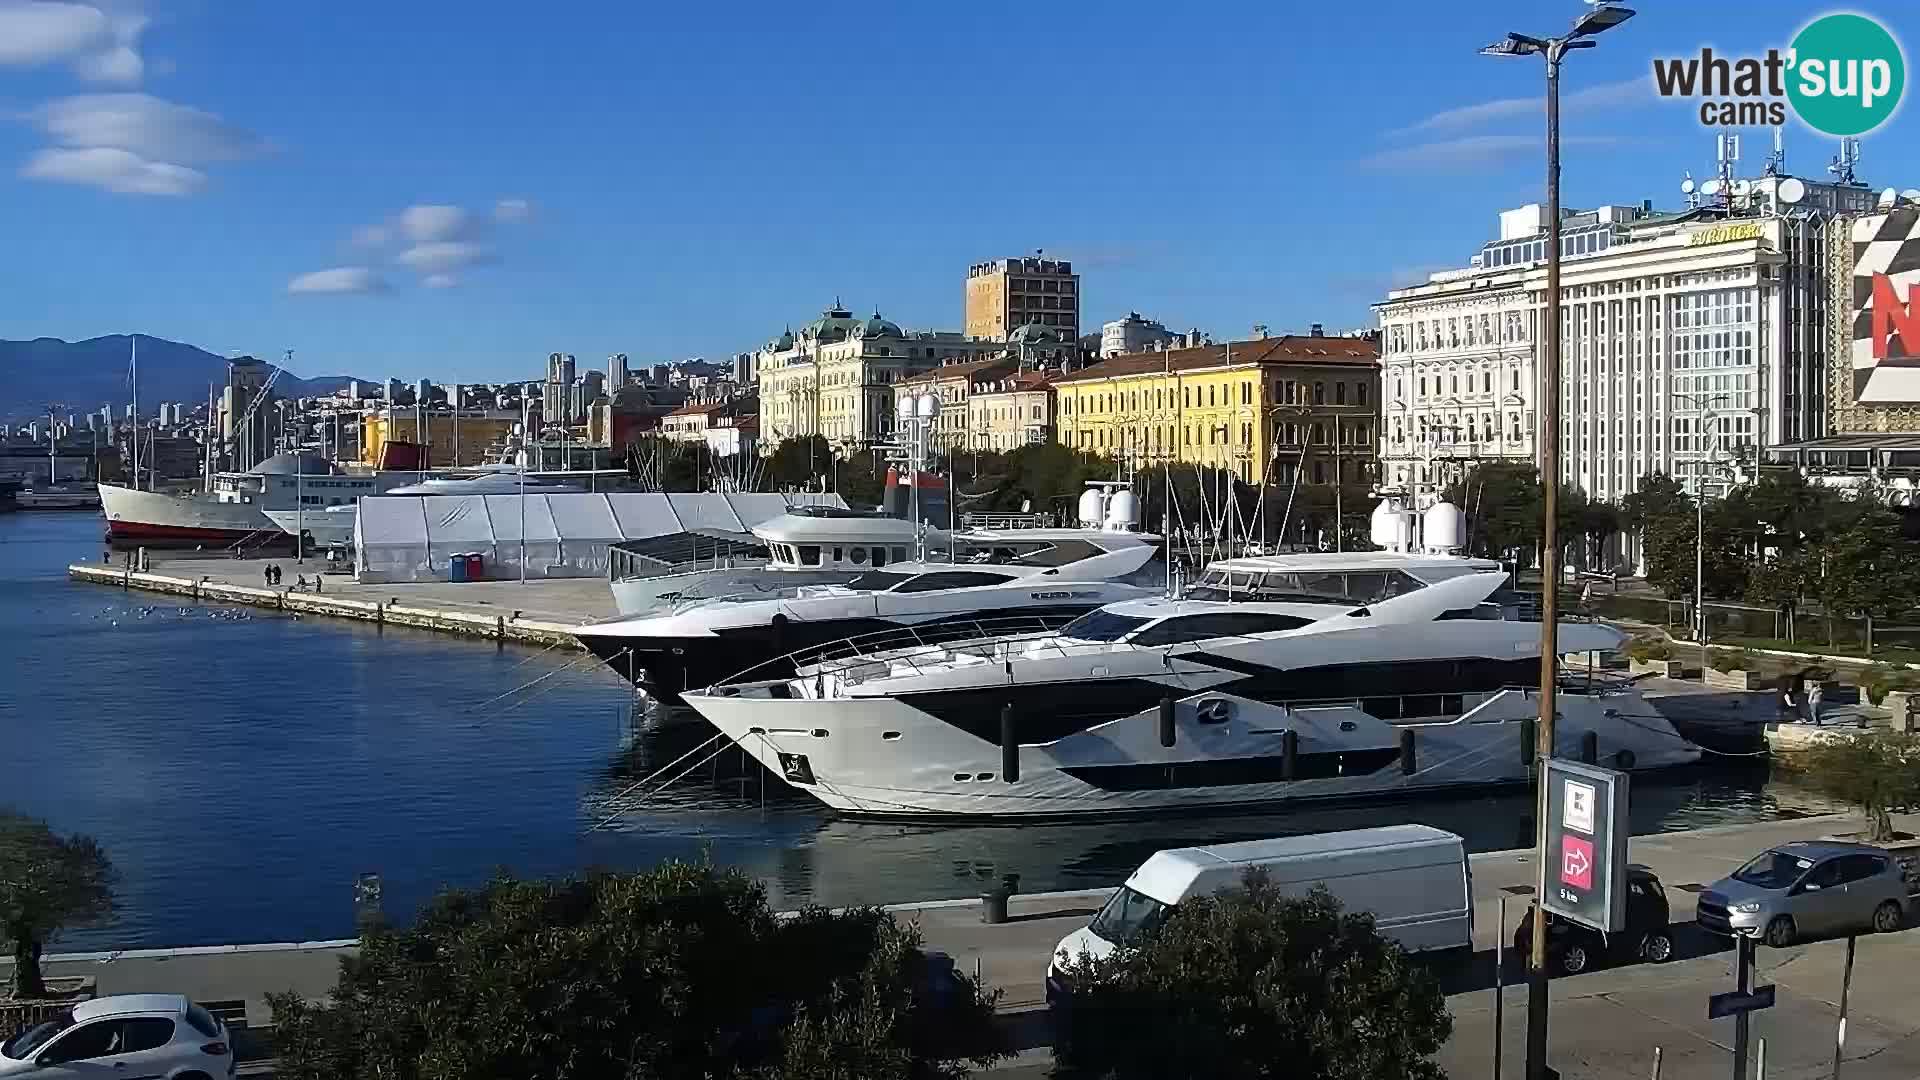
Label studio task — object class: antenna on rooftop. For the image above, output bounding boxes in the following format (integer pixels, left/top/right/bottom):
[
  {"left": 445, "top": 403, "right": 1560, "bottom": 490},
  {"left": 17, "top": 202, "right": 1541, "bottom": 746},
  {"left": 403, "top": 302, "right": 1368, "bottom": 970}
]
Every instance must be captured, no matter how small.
[
  {"left": 1680, "top": 171, "right": 1697, "bottom": 209},
  {"left": 1716, "top": 133, "right": 1740, "bottom": 212},
  {"left": 1830, "top": 137, "right": 1861, "bottom": 186}
]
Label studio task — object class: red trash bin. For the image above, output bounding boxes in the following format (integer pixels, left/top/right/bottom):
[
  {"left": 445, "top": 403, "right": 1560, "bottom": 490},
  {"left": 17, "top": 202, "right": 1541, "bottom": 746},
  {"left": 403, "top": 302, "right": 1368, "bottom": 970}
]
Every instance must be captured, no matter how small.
[{"left": 466, "top": 552, "right": 484, "bottom": 581}]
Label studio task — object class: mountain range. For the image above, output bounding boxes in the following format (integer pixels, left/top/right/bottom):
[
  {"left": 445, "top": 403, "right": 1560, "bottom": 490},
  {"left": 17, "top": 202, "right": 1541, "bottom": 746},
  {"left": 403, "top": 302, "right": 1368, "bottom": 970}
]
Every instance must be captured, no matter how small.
[{"left": 1, "top": 335, "right": 366, "bottom": 423}]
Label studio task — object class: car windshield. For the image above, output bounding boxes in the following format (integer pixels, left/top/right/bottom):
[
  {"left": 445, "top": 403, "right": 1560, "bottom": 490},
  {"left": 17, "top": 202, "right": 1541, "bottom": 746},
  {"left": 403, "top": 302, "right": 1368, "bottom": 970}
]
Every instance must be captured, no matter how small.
[
  {"left": 1088, "top": 886, "right": 1172, "bottom": 945},
  {"left": 1059, "top": 611, "right": 1151, "bottom": 643},
  {"left": 2, "top": 1018, "right": 72, "bottom": 1060},
  {"left": 1732, "top": 849, "right": 1815, "bottom": 889}
]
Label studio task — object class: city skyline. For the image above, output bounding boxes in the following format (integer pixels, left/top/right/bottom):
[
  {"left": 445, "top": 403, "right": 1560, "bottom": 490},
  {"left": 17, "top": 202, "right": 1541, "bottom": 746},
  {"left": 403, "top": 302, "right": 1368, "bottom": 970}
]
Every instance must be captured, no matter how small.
[{"left": 5, "top": 2, "right": 1917, "bottom": 383}]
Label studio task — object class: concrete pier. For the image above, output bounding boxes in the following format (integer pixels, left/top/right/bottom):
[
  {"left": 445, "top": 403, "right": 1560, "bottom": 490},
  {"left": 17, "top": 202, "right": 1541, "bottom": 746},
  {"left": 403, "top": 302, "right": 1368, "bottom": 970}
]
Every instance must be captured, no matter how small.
[
  {"left": 67, "top": 552, "right": 616, "bottom": 648},
  {"left": 10, "top": 813, "right": 1920, "bottom": 1078}
]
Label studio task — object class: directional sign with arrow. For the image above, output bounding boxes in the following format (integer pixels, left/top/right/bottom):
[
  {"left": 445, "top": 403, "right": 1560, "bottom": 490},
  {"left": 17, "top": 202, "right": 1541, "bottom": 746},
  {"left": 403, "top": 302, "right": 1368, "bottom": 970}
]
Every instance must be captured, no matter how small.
[{"left": 1541, "top": 758, "right": 1630, "bottom": 934}]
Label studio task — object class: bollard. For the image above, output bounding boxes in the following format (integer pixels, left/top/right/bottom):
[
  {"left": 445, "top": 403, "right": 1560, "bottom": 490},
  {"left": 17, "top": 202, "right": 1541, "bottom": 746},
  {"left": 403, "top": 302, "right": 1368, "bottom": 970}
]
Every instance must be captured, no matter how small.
[
  {"left": 1282, "top": 729, "right": 1298, "bottom": 781},
  {"left": 1401, "top": 728, "right": 1417, "bottom": 775},
  {"left": 1581, "top": 730, "right": 1599, "bottom": 765},
  {"left": 1001, "top": 703, "right": 1019, "bottom": 783},
  {"left": 1159, "top": 695, "right": 1176, "bottom": 748},
  {"left": 980, "top": 884, "right": 1011, "bottom": 925}
]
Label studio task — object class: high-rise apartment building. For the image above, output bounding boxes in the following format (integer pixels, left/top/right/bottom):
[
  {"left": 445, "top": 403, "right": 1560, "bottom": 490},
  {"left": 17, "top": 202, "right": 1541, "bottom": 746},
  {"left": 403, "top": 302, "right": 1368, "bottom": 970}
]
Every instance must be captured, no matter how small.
[
  {"left": 543, "top": 352, "right": 577, "bottom": 428},
  {"left": 965, "top": 256, "right": 1079, "bottom": 342},
  {"left": 609, "top": 353, "right": 630, "bottom": 393}
]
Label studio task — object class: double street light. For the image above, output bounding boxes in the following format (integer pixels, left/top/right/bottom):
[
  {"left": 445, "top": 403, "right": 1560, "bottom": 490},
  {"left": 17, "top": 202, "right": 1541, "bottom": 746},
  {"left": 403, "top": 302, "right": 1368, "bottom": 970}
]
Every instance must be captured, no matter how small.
[{"left": 1481, "top": 6, "right": 1635, "bottom": 1080}]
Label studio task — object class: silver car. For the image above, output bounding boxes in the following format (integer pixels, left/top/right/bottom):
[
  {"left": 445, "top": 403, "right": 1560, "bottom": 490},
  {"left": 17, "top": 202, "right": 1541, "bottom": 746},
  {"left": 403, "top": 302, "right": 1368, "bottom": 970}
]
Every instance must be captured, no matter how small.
[
  {"left": 1697, "top": 840, "right": 1910, "bottom": 948},
  {"left": 0, "top": 993, "right": 234, "bottom": 1079}
]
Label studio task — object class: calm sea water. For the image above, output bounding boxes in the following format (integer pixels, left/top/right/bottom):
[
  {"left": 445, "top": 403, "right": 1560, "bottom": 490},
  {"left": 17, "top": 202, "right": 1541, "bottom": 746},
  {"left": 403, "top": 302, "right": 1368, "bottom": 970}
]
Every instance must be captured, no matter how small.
[{"left": 0, "top": 512, "right": 1846, "bottom": 950}]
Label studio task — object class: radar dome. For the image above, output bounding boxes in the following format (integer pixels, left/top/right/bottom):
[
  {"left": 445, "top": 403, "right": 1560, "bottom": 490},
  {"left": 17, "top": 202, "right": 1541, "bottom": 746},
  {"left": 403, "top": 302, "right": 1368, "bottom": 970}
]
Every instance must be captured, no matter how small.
[
  {"left": 1371, "top": 499, "right": 1409, "bottom": 552},
  {"left": 1422, "top": 500, "right": 1463, "bottom": 552},
  {"left": 1105, "top": 489, "right": 1140, "bottom": 530},
  {"left": 1077, "top": 488, "right": 1108, "bottom": 529}
]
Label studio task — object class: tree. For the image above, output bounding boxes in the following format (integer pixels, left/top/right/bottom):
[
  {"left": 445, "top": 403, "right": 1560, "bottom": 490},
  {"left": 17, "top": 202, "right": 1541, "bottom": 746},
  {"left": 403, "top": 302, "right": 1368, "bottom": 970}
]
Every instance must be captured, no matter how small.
[
  {"left": 0, "top": 812, "right": 117, "bottom": 999},
  {"left": 1811, "top": 501, "right": 1920, "bottom": 653},
  {"left": 1620, "top": 472, "right": 1689, "bottom": 537},
  {"left": 1054, "top": 875, "right": 1451, "bottom": 1080},
  {"left": 1795, "top": 731, "right": 1920, "bottom": 842},
  {"left": 1444, "top": 461, "right": 1542, "bottom": 564},
  {"left": 1641, "top": 500, "right": 1745, "bottom": 603},
  {"left": 268, "top": 862, "right": 1001, "bottom": 1080}
]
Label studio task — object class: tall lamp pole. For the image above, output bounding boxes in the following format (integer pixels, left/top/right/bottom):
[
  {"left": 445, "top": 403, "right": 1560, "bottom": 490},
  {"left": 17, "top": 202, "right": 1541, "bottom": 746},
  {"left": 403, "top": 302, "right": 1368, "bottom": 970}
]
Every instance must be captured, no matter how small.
[
  {"left": 1481, "top": 6, "right": 1636, "bottom": 1080},
  {"left": 1675, "top": 390, "right": 1729, "bottom": 664}
]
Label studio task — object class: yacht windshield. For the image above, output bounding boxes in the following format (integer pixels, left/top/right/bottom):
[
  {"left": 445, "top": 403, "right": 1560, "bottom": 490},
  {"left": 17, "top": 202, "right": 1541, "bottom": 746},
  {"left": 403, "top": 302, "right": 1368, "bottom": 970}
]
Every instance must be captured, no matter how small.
[
  {"left": 1186, "top": 567, "right": 1427, "bottom": 605},
  {"left": 1089, "top": 886, "right": 1171, "bottom": 945},
  {"left": 1732, "top": 850, "right": 1815, "bottom": 889},
  {"left": 843, "top": 571, "right": 914, "bottom": 591},
  {"left": 1059, "top": 610, "right": 1151, "bottom": 642}
]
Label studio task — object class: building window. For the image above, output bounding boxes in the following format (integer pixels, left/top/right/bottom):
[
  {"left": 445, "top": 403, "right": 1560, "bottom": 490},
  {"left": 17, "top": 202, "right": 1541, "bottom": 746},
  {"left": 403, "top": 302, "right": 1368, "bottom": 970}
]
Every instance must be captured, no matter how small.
[
  {"left": 1241, "top": 382, "right": 1252, "bottom": 405},
  {"left": 1314, "top": 382, "right": 1326, "bottom": 404},
  {"left": 1358, "top": 382, "right": 1368, "bottom": 406},
  {"left": 1335, "top": 382, "right": 1347, "bottom": 405}
]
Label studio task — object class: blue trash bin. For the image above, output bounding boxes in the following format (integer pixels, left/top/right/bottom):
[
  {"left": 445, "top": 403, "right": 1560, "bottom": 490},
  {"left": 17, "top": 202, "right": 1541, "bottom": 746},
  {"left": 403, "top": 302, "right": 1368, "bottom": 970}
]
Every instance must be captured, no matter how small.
[{"left": 449, "top": 553, "right": 469, "bottom": 583}]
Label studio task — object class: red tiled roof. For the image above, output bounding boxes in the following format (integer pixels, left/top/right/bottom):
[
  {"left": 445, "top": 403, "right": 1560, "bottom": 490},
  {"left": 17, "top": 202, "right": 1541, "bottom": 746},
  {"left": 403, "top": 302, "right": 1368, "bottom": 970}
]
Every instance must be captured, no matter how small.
[
  {"left": 897, "top": 353, "right": 1017, "bottom": 385},
  {"left": 1053, "top": 335, "right": 1378, "bottom": 384}
]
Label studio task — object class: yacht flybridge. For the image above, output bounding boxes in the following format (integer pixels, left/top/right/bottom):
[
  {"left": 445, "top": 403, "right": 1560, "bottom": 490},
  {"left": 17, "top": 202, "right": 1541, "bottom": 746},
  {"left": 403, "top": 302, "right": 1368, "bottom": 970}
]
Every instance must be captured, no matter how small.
[{"left": 679, "top": 545, "right": 1702, "bottom": 821}]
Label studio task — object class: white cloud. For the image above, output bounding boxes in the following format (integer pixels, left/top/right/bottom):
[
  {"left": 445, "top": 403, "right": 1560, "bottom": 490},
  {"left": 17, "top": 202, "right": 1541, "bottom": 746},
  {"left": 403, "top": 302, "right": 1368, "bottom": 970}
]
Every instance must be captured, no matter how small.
[
  {"left": 1359, "top": 134, "right": 1628, "bottom": 172},
  {"left": 37, "top": 93, "right": 268, "bottom": 164},
  {"left": 71, "top": 12, "right": 145, "bottom": 83},
  {"left": 287, "top": 267, "right": 388, "bottom": 295},
  {"left": 398, "top": 204, "right": 471, "bottom": 243},
  {"left": 421, "top": 273, "right": 459, "bottom": 289},
  {"left": 21, "top": 146, "right": 201, "bottom": 195},
  {"left": 1390, "top": 77, "right": 1651, "bottom": 136},
  {"left": 397, "top": 240, "right": 494, "bottom": 274},
  {"left": 0, "top": 2, "right": 110, "bottom": 66},
  {"left": 493, "top": 197, "right": 531, "bottom": 223}
]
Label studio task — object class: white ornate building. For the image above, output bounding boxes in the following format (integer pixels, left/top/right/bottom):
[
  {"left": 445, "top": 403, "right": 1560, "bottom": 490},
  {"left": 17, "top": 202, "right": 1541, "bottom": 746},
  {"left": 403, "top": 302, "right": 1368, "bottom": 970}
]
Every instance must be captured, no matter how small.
[
  {"left": 754, "top": 302, "right": 1002, "bottom": 455},
  {"left": 1376, "top": 176, "right": 1876, "bottom": 506}
]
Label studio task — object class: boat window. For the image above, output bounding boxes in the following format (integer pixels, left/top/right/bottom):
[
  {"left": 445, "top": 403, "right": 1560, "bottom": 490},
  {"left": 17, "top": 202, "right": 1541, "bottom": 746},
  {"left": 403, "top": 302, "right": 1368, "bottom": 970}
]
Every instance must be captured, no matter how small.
[
  {"left": 844, "top": 571, "right": 912, "bottom": 591},
  {"left": 1130, "top": 612, "right": 1312, "bottom": 646},
  {"left": 990, "top": 539, "right": 1104, "bottom": 567},
  {"left": 892, "top": 571, "right": 1017, "bottom": 593},
  {"left": 850, "top": 546, "right": 868, "bottom": 564},
  {"left": 1060, "top": 611, "right": 1152, "bottom": 642},
  {"left": 1089, "top": 886, "right": 1171, "bottom": 946},
  {"left": 798, "top": 545, "right": 821, "bottom": 566}
]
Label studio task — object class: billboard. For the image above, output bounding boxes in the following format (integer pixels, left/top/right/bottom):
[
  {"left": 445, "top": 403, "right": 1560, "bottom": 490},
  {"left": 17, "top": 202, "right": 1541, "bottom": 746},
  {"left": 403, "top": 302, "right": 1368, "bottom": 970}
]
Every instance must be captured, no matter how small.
[
  {"left": 1541, "top": 758, "right": 1631, "bottom": 934},
  {"left": 1851, "top": 207, "right": 1920, "bottom": 404}
]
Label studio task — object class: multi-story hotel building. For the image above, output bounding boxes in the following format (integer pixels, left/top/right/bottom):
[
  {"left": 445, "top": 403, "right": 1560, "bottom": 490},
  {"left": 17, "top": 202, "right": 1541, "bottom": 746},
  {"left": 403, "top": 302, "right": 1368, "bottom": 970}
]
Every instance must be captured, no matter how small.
[
  {"left": 967, "top": 371, "right": 1054, "bottom": 452},
  {"left": 1376, "top": 173, "right": 1878, "bottom": 501},
  {"left": 754, "top": 302, "right": 1001, "bottom": 454},
  {"left": 1051, "top": 332, "right": 1379, "bottom": 485},
  {"left": 964, "top": 256, "right": 1079, "bottom": 342}
]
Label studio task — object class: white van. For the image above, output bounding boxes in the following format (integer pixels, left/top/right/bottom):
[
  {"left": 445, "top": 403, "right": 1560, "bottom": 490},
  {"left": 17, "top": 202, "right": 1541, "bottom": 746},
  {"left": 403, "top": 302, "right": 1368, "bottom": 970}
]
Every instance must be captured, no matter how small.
[{"left": 1047, "top": 825, "right": 1472, "bottom": 1000}]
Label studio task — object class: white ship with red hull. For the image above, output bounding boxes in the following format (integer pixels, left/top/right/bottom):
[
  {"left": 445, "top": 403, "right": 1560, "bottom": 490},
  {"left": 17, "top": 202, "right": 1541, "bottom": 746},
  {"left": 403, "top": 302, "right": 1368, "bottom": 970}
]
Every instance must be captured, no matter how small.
[{"left": 99, "top": 452, "right": 410, "bottom": 546}]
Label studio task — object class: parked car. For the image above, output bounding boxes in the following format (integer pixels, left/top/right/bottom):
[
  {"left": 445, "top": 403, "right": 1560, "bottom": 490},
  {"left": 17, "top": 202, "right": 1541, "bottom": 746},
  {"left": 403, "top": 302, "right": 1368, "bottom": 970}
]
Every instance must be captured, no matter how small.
[
  {"left": 1513, "top": 865, "right": 1676, "bottom": 975},
  {"left": 0, "top": 993, "right": 233, "bottom": 1079},
  {"left": 1696, "top": 840, "right": 1909, "bottom": 947}
]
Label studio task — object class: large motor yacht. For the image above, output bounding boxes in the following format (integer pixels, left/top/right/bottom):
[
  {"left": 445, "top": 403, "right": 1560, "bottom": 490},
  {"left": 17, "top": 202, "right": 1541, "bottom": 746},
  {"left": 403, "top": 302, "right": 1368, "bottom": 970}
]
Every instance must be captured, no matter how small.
[
  {"left": 575, "top": 515, "right": 1162, "bottom": 703},
  {"left": 680, "top": 539, "right": 1702, "bottom": 821}
]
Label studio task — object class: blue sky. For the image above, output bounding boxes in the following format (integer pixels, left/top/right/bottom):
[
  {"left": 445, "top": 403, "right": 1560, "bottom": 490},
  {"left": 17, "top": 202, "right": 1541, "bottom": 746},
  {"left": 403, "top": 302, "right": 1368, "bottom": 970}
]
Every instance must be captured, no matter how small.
[{"left": 4, "top": 1, "right": 1917, "bottom": 384}]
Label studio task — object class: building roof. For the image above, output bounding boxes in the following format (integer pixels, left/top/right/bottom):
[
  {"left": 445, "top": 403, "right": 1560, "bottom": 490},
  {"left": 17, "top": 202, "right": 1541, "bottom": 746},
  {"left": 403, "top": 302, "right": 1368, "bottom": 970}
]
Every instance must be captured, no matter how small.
[
  {"left": 973, "top": 372, "right": 1051, "bottom": 394},
  {"left": 896, "top": 354, "right": 1017, "bottom": 386},
  {"left": 1052, "top": 335, "right": 1379, "bottom": 384}
]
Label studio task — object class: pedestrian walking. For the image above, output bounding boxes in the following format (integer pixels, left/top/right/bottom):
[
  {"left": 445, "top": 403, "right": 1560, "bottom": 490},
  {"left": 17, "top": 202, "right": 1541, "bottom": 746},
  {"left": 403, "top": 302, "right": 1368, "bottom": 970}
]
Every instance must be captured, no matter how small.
[
  {"left": 263, "top": 564, "right": 273, "bottom": 587},
  {"left": 1807, "top": 678, "right": 1826, "bottom": 724}
]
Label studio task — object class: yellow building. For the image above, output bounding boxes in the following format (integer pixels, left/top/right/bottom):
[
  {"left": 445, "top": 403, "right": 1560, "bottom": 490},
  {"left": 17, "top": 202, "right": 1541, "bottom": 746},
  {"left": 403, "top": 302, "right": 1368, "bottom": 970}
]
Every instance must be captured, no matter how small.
[
  {"left": 360, "top": 410, "right": 520, "bottom": 469},
  {"left": 1051, "top": 334, "right": 1380, "bottom": 485},
  {"left": 967, "top": 372, "right": 1053, "bottom": 452}
]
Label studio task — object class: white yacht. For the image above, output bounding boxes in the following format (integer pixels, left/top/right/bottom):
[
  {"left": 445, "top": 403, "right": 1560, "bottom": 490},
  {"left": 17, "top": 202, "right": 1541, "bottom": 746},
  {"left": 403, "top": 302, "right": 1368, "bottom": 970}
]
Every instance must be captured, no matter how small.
[
  {"left": 575, "top": 522, "right": 1162, "bottom": 702},
  {"left": 606, "top": 506, "right": 925, "bottom": 616},
  {"left": 679, "top": 548, "right": 1701, "bottom": 821}
]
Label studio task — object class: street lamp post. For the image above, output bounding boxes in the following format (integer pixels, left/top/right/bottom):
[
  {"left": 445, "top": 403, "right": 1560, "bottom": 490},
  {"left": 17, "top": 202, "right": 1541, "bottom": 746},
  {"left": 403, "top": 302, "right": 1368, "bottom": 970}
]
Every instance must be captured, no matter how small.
[
  {"left": 1675, "top": 391, "right": 1729, "bottom": 669},
  {"left": 1481, "top": 6, "right": 1636, "bottom": 1080}
]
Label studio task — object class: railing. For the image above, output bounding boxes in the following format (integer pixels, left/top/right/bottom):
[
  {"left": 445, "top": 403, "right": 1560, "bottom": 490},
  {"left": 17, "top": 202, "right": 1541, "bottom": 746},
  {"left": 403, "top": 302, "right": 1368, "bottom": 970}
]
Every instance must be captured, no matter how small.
[{"left": 716, "top": 614, "right": 1088, "bottom": 688}]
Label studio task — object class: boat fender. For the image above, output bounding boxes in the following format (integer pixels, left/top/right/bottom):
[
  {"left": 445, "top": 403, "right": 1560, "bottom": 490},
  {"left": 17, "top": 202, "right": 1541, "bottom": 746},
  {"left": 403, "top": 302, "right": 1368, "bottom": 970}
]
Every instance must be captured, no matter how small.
[
  {"left": 1581, "top": 731, "right": 1599, "bottom": 765},
  {"left": 1401, "top": 729, "right": 1417, "bottom": 775},
  {"left": 1613, "top": 748, "right": 1636, "bottom": 770},
  {"left": 1159, "top": 695, "right": 1176, "bottom": 748},
  {"left": 1001, "top": 703, "right": 1019, "bottom": 783}
]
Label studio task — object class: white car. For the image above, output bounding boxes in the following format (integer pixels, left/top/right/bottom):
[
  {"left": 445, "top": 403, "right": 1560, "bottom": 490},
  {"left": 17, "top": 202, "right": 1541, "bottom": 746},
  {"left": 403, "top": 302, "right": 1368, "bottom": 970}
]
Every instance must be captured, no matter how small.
[{"left": 0, "top": 993, "right": 234, "bottom": 1079}]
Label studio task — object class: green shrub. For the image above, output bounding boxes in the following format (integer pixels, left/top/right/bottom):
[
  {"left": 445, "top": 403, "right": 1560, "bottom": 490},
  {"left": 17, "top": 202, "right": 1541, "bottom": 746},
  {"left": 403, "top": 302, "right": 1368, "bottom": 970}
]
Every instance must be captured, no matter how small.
[
  {"left": 1708, "top": 649, "right": 1751, "bottom": 673},
  {"left": 1626, "top": 637, "right": 1671, "bottom": 663}
]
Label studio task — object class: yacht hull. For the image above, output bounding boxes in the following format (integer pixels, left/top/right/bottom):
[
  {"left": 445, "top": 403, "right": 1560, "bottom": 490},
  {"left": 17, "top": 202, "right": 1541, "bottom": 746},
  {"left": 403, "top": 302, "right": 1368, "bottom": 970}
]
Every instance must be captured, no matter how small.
[
  {"left": 577, "top": 603, "right": 1108, "bottom": 702},
  {"left": 682, "top": 687, "right": 1702, "bottom": 821}
]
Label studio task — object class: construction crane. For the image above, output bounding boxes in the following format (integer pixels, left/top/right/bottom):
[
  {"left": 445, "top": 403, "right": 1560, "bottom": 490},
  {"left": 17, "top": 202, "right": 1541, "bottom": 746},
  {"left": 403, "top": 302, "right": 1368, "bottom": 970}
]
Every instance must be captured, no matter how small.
[{"left": 228, "top": 350, "right": 287, "bottom": 470}]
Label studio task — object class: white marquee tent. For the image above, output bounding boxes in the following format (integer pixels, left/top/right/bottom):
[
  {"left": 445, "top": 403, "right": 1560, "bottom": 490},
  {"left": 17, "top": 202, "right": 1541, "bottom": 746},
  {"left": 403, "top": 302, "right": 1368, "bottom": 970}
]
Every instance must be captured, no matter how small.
[{"left": 353, "top": 492, "right": 846, "bottom": 583}]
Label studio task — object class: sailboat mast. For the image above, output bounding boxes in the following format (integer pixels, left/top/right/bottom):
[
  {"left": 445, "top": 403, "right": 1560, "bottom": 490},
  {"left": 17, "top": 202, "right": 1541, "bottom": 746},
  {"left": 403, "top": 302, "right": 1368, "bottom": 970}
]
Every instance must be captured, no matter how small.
[{"left": 130, "top": 335, "right": 139, "bottom": 490}]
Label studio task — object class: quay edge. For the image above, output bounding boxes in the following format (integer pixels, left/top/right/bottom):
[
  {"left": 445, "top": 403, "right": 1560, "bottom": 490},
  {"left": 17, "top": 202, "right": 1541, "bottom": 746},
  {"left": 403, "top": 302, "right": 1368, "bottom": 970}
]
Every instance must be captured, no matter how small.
[{"left": 66, "top": 562, "right": 584, "bottom": 650}]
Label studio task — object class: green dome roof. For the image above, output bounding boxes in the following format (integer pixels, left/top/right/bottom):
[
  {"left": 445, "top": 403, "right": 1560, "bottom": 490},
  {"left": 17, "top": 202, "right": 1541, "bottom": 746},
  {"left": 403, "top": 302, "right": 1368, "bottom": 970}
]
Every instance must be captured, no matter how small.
[
  {"left": 805, "top": 302, "right": 860, "bottom": 343},
  {"left": 859, "top": 311, "right": 902, "bottom": 338}
]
